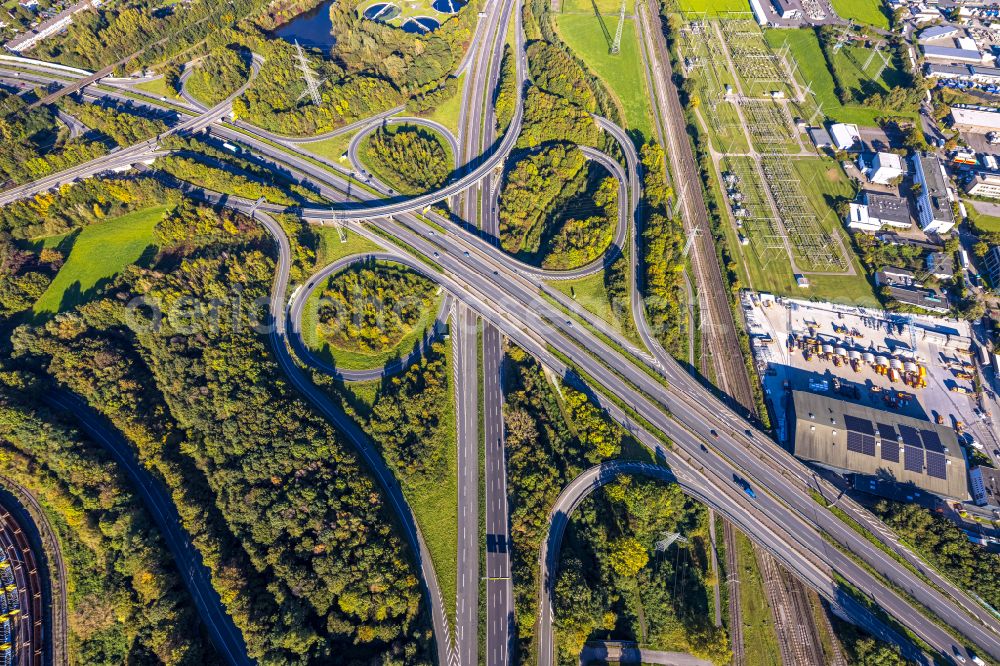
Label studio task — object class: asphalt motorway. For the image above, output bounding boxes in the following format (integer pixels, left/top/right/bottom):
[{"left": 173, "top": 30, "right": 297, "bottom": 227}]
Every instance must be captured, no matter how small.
[
  {"left": 342, "top": 212, "right": 1000, "bottom": 663},
  {"left": 6, "top": 34, "right": 1000, "bottom": 663},
  {"left": 453, "top": 303, "right": 480, "bottom": 666},
  {"left": 482, "top": 323, "right": 512, "bottom": 666}
]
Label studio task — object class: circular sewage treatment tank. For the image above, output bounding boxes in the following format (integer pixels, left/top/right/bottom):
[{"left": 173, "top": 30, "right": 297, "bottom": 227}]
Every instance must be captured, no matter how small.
[
  {"left": 431, "top": 0, "right": 467, "bottom": 13},
  {"left": 402, "top": 16, "right": 440, "bottom": 33},
  {"left": 363, "top": 2, "right": 401, "bottom": 20}
]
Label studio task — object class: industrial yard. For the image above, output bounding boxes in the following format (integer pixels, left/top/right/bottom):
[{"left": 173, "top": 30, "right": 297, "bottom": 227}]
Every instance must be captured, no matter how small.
[{"left": 742, "top": 292, "right": 1000, "bottom": 469}]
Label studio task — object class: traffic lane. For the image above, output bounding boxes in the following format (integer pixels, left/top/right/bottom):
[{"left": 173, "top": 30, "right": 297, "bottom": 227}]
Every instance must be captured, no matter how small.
[
  {"left": 362, "top": 218, "right": 991, "bottom": 660},
  {"left": 454, "top": 302, "right": 480, "bottom": 666},
  {"left": 343, "top": 213, "right": 958, "bottom": 663},
  {"left": 404, "top": 212, "right": 1000, "bottom": 655}
]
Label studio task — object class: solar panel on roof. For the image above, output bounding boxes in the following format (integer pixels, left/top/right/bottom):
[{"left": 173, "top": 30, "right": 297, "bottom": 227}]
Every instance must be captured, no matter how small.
[
  {"left": 926, "top": 452, "right": 948, "bottom": 480},
  {"left": 844, "top": 415, "right": 874, "bottom": 435},
  {"left": 881, "top": 439, "right": 900, "bottom": 463},
  {"left": 877, "top": 423, "right": 898, "bottom": 442},
  {"left": 920, "top": 429, "right": 944, "bottom": 453},
  {"left": 904, "top": 445, "right": 924, "bottom": 473},
  {"left": 862, "top": 435, "right": 876, "bottom": 456},
  {"left": 898, "top": 424, "right": 923, "bottom": 448},
  {"left": 847, "top": 431, "right": 865, "bottom": 454}
]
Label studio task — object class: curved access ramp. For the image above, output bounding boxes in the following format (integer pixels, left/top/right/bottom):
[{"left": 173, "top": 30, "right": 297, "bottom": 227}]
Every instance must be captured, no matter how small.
[
  {"left": 236, "top": 198, "right": 458, "bottom": 666},
  {"left": 535, "top": 461, "right": 677, "bottom": 666},
  {"left": 346, "top": 117, "right": 461, "bottom": 195},
  {"left": 288, "top": 251, "right": 452, "bottom": 382}
]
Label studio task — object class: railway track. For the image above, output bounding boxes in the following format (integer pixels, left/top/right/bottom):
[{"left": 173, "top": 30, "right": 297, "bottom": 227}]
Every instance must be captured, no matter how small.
[
  {"left": 785, "top": 571, "right": 827, "bottom": 666},
  {"left": 0, "top": 480, "right": 66, "bottom": 666},
  {"left": 756, "top": 547, "right": 807, "bottom": 666},
  {"left": 0, "top": 499, "right": 45, "bottom": 666},
  {"left": 640, "top": 0, "right": 757, "bottom": 419},
  {"left": 723, "top": 522, "right": 744, "bottom": 666}
]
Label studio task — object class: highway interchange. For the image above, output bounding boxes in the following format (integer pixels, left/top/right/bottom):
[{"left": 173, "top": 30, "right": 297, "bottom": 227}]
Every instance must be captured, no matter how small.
[{"left": 3, "top": 1, "right": 1000, "bottom": 664}]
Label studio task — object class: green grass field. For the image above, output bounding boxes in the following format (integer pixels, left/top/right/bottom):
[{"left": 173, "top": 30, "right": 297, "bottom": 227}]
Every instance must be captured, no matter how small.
[
  {"left": 548, "top": 269, "right": 640, "bottom": 344},
  {"left": 33, "top": 205, "right": 171, "bottom": 314},
  {"left": 554, "top": 14, "right": 655, "bottom": 142},
  {"left": 560, "top": 0, "right": 633, "bottom": 14},
  {"left": 834, "top": 45, "right": 908, "bottom": 100},
  {"left": 966, "top": 201, "right": 1000, "bottom": 234},
  {"left": 420, "top": 72, "right": 464, "bottom": 135},
  {"left": 301, "top": 131, "right": 356, "bottom": 165},
  {"left": 734, "top": 530, "right": 783, "bottom": 666},
  {"left": 311, "top": 227, "right": 382, "bottom": 271},
  {"left": 132, "top": 77, "right": 178, "bottom": 100},
  {"left": 765, "top": 29, "right": 914, "bottom": 126},
  {"left": 829, "top": 0, "right": 889, "bottom": 28},
  {"left": 300, "top": 262, "right": 445, "bottom": 370}
]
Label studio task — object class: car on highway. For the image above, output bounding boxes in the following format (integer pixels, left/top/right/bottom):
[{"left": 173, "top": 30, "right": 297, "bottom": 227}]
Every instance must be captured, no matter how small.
[
  {"left": 733, "top": 474, "right": 756, "bottom": 499},
  {"left": 953, "top": 646, "right": 967, "bottom": 663}
]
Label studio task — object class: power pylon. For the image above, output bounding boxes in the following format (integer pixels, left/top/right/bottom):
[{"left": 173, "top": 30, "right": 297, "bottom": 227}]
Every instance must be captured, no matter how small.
[
  {"left": 294, "top": 40, "right": 323, "bottom": 105},
  {"left": 655, "top": 531, "right": 688, "bottom": 552},
  {"left": 610, "top": 0, "right": 626, "bottom": 55}
]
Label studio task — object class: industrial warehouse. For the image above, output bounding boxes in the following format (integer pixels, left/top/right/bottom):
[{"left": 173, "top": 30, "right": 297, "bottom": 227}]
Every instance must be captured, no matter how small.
[{"left": 792, "top": 391, "right": 969, "bottom": 500}]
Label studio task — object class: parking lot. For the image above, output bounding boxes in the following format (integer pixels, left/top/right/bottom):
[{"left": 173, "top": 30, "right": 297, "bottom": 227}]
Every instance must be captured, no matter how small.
[{"left": 742, "top": 292, "right": 1000, "bottom": 468}]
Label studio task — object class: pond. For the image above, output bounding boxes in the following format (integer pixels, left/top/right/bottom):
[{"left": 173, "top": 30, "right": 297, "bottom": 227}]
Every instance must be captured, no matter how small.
[
  {"left": 401, "top": 16, "right": 440, "bottom": 33},
  {"left": 273, "top": 0, "right": 337, "bottom": 51}
]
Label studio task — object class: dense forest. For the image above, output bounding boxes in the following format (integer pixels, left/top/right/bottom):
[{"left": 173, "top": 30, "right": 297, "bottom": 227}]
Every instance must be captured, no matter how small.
[
  {"left": 0, "top": 177, "right": 181, "bottom": 240},
  {"left": 0, "top": 89, "right": 106, "bottom": 186},
  {"left": 185, "top": 46, "right": 251, "bottom": 107},
  {"left": 0, "top": 234, "right": 61, "bottom": 319},
  {"left": 554, "top": 477, "right": 731, "bottom": 664},
  {"left": 315, "top": 261, "right": 437, "bottom": 355},
  {"left": 503, "top": 345, "right": 623, "bottom": 661},
  {"left": 360, "top": 124, "right": 452, "bottom": 194},
  {"left": 639, "top": 141, "right": 687, "bottom": 357},
  {"left": 34, "top": 0, "right": 273, "bottom": 71},
  {"left": 0, "top": 391, "right": 212, "bottom": 664},
  {"left": 498, "top": 143, "right": 617, "bottom": 269},
  {"left": 7, "top": 188, "right": 433, "bottom": 664},
  {"left": 227, "top": 0, "right": 477, "bottom": 137},
  {"left": 874, "top": 500, "right": 1000, "bottom": 608},
  {"left": 493, "top": 46, "right": 517, "bottom": 135},
  {"left": 59, "top": 97, "right": 167, "bottom": 145}
]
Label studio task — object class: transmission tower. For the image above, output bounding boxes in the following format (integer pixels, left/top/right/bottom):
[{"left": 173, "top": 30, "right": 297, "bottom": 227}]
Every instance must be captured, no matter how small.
[
  {"left": 610, "top": 0, "right": 626, "bottom": 55},
  {"left": 655, "top": 531, "right": 688, "bottom": 552},
  {"left": 682, "top": 227, "right": 701, "bottom": 257},
  {"left": 294, "top": 40, "right": 323, "bottom": 106}
]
